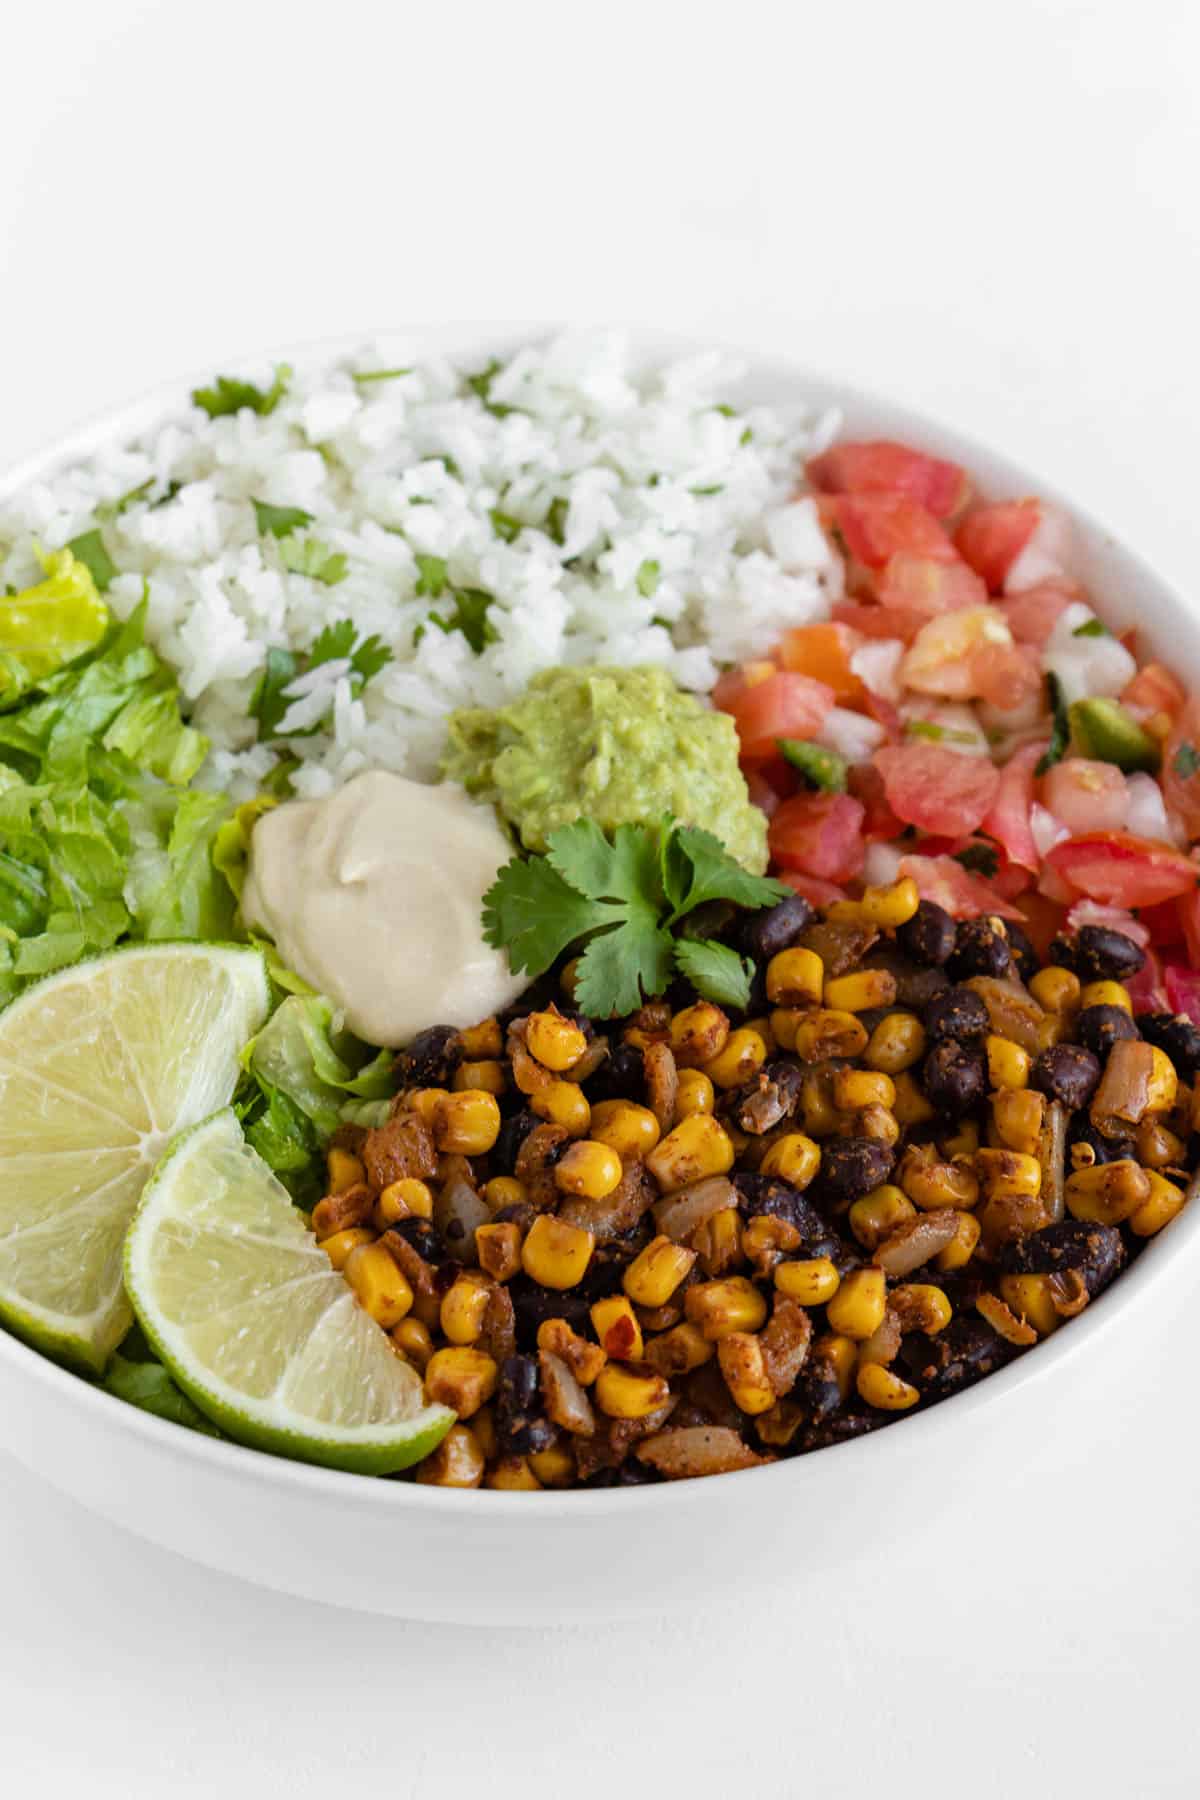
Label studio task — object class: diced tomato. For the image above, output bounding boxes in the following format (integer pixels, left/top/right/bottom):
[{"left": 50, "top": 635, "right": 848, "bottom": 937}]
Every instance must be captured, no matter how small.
[
  {"left": 1037, "top": 861, "right": 1080, "bottom": 906},
  {"left": 768, "top": 792, "right": 866, "bottom": 884},
  {"left": 831, "top": 601, "right": 927, "bottom": 645},
  {"left": 1017, "top": 890, "right": 1067, "bottom": 959},
  {"left": 848, "top": 762, "right": 904, "bottom": 841},
  {"left": 744, "top": 766, "right": 783, "bottom": 818},
  {"left": 776, "top": 623, "right": 865, "bottom": 705},
  {"left": 710, "top": 659, "right": 777, "bottom": 714},
  {"left": 1176, "top": 887, "right": 1200, "bottom": 967},
  {"left": 1000, "top": 579, "right": 1082, "bottom": 647},
  {"left": 806, "top": 440, "right": 971, "bottom": 519},
  {"left": 900, "top": 606, "right": 1018, "bottom": 701},
  {"left": 989, "top": 859, "right": 1035, "bottom": 901},
  {"left": 1045, "top": 833, "right": 1199, "bottom": 908},
  {"left": 982, "top": 741, "right": 1046, "bottom": 872},
  {"left": 970, "top": 641, "right": 1041, "bottom": 712},
  {"left": 1064, "top": 900, "right": 1151, "bottom": 949},
  {"left": 1122, "top": 661, "right": 1185, "bottom": 722},
  {"left": 896, "top": 853, "right": 1026, "bottom": 921},
  {"left": 1126, "top": 947, "right": 1169, "bottom": 1015},
  {"left": 954, "top": 500, "right": 1039, "bottom": 592},
  {"left": 1162, "top": 696, "right": 1200, "bottom": 839},
  {"left": 1165, "top": 963, "right": 1200, "bottom": 1025},
  {"left": 860, "top": 686, "right": 902, "bottom": 741},
  {"left": 719, "top": 670, "right": 836, "bottom": 761},
  {"left": 778, "top": 870, "right": 848, "bottom": 909},
  {"left": 877, "top": 552, "right": 987, "bottom": 616},
  {"left": 1134, "top": 898, "right": 1186, "bottom": 950},
  {"left": 827, "top": 494, "right": 958, "bottom": 571},
  {"left": 874, "top": 742, "right": 1001, "bottom": 837},
  {"left": 1041, "top": 760, "right": 1130, "bottom": 836}
]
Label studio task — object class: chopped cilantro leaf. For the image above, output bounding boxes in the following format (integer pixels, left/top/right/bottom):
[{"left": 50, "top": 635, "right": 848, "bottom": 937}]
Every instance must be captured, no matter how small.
[
  {"left": 250, "top": 624, "right": 391, "bottom": 740},
  {"left": 308, "top": 620, "right": 357, "bottom": 664},
  {"left": 778, "top": 738, "right": 848, "bottom": 792},
  {"left": 66, "top": 529, "right": 116, "bottom": 593},
  {"left": 252, "top": 499, "right": 314, "bottom": 540},
  {"left": 352, "top": 366, "right": 412, "bottom": 384},
  {"left": 673, "top": 938, "right": 755, "bottom": 1011},
  {"left": 546, "top": 498, "right": 569, "bottom": 546},
  {"left": 192, "top": 364, "right": 290, "bottom": 419},
  {"left": 690, "top": 484, "right": 723, "bottom": 496},
  {"left": 1072, "top": 619, "right": 1110, "bottom": 639},
  {"left": 1036, "top": 672, "right": 1070, "bottom": 775},
  {"left": 96, "top": 478, "right": 153, "bottom": 521},
  {"left": 637, "top": 559, "right": 661, "bottom": 598},
  {"left": 150, "top": 480, "right": 182, "bottom": 510},
  {"left": 490, "top": 509, "right": 522, "bottom": 543},
  {"left": 248, "top": 646, "right": 299, "bottom": 740},
  {"left": 714, "top": 403, "right": 736, "bottom": 418},
  {"left": 952, "top": 842, "right": 1000, "bottom": 879},
  {"left": 428, "top": 587, "right": 498, "bottom": 656},
  {"left": 739, "top": 427, "right": 753, "bottom": 446},
  {"left": 465, "top": 359, "right": 514, "bottom": 418},
  {"left": 1173, "top": 742, "right": 1200, "bottom": 780},
  {"left": 279, "top": 537, "right": 348, "bottom": 586},
  {"left": 414, "top": 554, "right": 448, "bottom": 599}
]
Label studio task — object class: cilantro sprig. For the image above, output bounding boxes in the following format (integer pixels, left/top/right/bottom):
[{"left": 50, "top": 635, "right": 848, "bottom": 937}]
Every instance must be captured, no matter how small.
[
  {"left": 483, "top": 818, "right": 789, "bottom": 1017},
  {"left": 249, "top": 619, "right": 392, "bottom": 741},
  {"left": 192, "top": 364, "right": 291, "bottom": 419}
]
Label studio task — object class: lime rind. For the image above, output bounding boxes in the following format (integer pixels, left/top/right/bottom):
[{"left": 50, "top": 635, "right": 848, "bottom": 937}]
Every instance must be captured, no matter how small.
[{"left": 124, "top": 1111, "right": 454, "bottom": 1475}]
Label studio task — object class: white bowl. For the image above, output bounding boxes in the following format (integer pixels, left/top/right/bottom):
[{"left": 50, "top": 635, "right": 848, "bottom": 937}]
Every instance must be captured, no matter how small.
[{"left": 1, "top": 325, "right": 1197, "bottom": 1625}]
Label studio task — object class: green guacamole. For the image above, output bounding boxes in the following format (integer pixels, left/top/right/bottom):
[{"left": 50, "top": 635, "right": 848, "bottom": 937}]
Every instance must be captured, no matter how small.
[{"left": 443, "top": 665, "right": 769, "bottom": 873}]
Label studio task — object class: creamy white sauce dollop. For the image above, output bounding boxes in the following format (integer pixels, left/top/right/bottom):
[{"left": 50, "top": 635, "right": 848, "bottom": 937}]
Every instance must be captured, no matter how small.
[{"left": 242, "top": 770, "right": 526, "bottom": 1046}]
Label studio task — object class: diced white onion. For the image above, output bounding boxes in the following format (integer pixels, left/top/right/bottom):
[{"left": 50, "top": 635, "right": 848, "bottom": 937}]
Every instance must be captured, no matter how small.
[
  {"left": 817, "top": 706, "right": 886, "bottom": 763},
  {"left": 1043, "top": 604, "right": 1137, "bottom": 705},
  {"left": 764, "top": 498, "right": 836, "bottom": 572},
  {"left": 1030, "top": 802, "right": 1070, "bottom": 858},
  {"left": 863, "top": 841, "right": 905, "bottom": 886},
  {"left": 898, "top": 702, "right": 990, "bottom": 757},
  {"left": 849, "top": 639, "right": 904, "bottom": 703},
  {"left": 1125, "top": 771, "right": 1178, "bottom": 844},
  {"left": 1004, "top": 502, "right": 1074, "bottom": 594}
]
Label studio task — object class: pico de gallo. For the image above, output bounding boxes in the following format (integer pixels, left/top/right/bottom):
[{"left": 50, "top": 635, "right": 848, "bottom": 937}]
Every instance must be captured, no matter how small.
[{"left": 713, "top": 436, "right": 1200, "bottom": 1025}]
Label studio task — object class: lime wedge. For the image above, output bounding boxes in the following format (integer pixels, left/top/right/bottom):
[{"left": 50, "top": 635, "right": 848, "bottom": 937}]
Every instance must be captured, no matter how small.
[
  {"left": 125, "top": 1111, "right": 454, "bottom": 1474},
  {"left": 0, "top": 943, "right": 270, "bottom": 1371}
]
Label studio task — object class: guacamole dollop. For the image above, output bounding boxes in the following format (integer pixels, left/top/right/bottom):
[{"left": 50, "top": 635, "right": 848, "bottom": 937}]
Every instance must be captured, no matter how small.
[{"left": 443, "top": 665, "right": 769, "bottom": 873}]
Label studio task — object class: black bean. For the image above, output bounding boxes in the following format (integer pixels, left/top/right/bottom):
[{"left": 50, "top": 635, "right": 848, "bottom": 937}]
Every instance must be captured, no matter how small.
[
  {"left": 393, "top": 1024, "right": 462, "bottom": 1089},
  {"left": 895, "top": 899, "right": 957, "bottom": 967},
  {"left": 1002, "top": 921, "right": 1040, "bottom": 985},
  {"left": 574, "top": 1226, "right": 653, "bottom": 1300},
  {"left": 738, "top": 894, "right": 816, "bottom": 962},
  {"left": 997, "top": 1220, "right": 1126, "bottom": 1297},
  {"left": 1137, "top": 1013, "right": 1200, "bottom": 1080},
  {"left": 1067, "top": 1114, "right": 1135, "bottom": 1168},
  {"left": 1073, "top": 926, "right": 1147, "bottom": 983},
  {"left": 896, "top": 1316, "right": 1017, "bottom": 1398},
  {"left": 797, "top": 1348, "right": 848, "bottom": 1422},
  {"left": 732, "top": 1172, "right": 846, "bottom": 1261},
  {"left": 584, "top": 1042, "right": 645, "bottom": 1104},
  {"left": 491, "top": 1106, "right": 539, "bottom": 1176},
  {"left": 922, "top": 1041, "right": 987, "bottom": 1117},
  {"left": 389, "top": 1217, "right": 449, "bottom": 1265},
  {"left": 1048, "top": 935, "right": 1078, "bottom": 973},
  {"left": 947, "top": 916, "right": 1015, "bottom": 982},
  {"left": 495, "top": 1354, "right": 556, "bottom": 1456},
  {"left": 508, "top": 1276, "right": 592, "bottom": 1344},
  {"left": 1031, "top": 1043, "right": 1102, "bottom": 1110},
  {"left": 924, "top": 985, "right": 990, "bottom": 1042},
  {"left": 798, "top": 1411, "right": 895, "bottom": 1452},
  {"left": 810, "top": 1137, "right": 895, "bottom": 1211},
  {"left": 1074, "top": 1004, "right": 1140, "bottom": 1060}
]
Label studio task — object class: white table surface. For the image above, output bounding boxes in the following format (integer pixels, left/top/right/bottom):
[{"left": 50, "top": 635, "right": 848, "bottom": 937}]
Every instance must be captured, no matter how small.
[{"left": 2, "top": 1, "right": 1199, "bottom": 1793}]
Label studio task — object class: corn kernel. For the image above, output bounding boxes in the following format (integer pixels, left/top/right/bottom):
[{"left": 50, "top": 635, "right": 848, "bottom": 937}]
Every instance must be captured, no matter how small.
[
  {"left": 765, "top": 946, "right": 824, "bottom": 1007},
  {"left": 520, "top": 1214, "right": 595, "bottom": 1289},
  {"left": 702, "top": 1028, "right": 767, "bottom": 1090},
  {"left": 795, "top": 1009, "right": 870, "bottom": 1063},
  {"left": 975, "top": 1148, "right": 1042, "bottom": 1201},
  {"left": 391, "top": 1316, "right": 434, "bottom": 1369},
  {"left": 529, "top": 1443, "right": 576, "bottom": 1487},
  {"left": 741, "top": 1213, "right": 800, "bottom": 1274},
  {"left": 642, "top": 1320, "right": 714, "bottom": 1375},
  {"left": 1135, "top": 1120, "right": 1186, "bottom": 1171},
  {"left": 406, "top": 1086, "right": 449, "bottom": 1128},
  {"left": 825, "top": 1268, "right": 887, "bottom": 1340},
  {"left": 898, "top": 1146, "right": 979, "bottom": 1211},
  {"left": 1079, "top": 979, "right": 1132, "bottom": 1013},
  {"left": 588, "top": 1099, "right": 661, "bottom": 1160},
  {"left": 343, "top": 1241, "right": 414, "bottom": 1329},
  {"left": 439, "top": 1271, "right": 493, "bottom": 1344},
  {"left": 798, "top": 1069, "right": 847, "bottom": 1137},
  {"left": 856, "top": 1362, "right": 920, "bottom": 1411},
  {"left": 536, "top": 1317, "right": 608, "bottom": 1384},
  {"left": 685, "top": 1275, "right": 769, "bottom": 1340},
  {"left": 483, "top": 1175, "right": 527, "bottom": 1210},
  {"left": 823, "top": 969, "right": 898, "bottom": 1013},
  {"left": 454, "top": 1059, "right": 506, "bottom": 1095},
  {"left": 759, "top": 1131, "right": 821, "bottom": 1189},
  {"left": 770, "top": 1008, "right": 805, "bottom": 1052},
  {"left": 459, "top": 1016, "right": 502, "bottom": 1058},
  {"left": 623, "top": 1234, "right": 698, "bottom": 1307},
  {"left": 311, "top": 1186, "right": 373, "bottom": 1239},
  {"left": 526, "top": 1005, "right": 589, "bottom": 1072},
  {"left": 992, "top": 1087, "right": 1045, "bottom": 1156},
  {"left": 425, "top": 1346, "right": 499, "bottom": 1417},
  {"left": 374, "top": 1178, "right": 434, "bottom": 1227},
  {"left": 812, "top": 1332, "right": 857, "bottom": 1401},
  {"left": 892, "top": 1070, "right": 936, "bottom": 1126},
  {"left": 475, "top": 1220, "right": 523, "bottom": 1283},
  {"left": 832, "top": 1069, "right": 896, "bottom": 1113},
  {"left": 986, "top": 1035, "right": 1031, "bottom": 1091},
  {"left": 318, "top": 1225, "right": 375, "bottom": 1270},
  {"left": 864, "top": 1011, "right": 926, "bottom": 1074},
  {"left": 849, "top": 1184, "right": 916, "bottom": 1250},
  {"left": 939, "top": 1118, "right": 979, "bottom": 1160},
  {"left": 998, "top": 1274, "right": 1061, "bottom": 1337},
  {"left": 554, "top": 1139, "right": 623, "bottom": 1200},
  {"left": 717, "top": 1331, "right": 775, "bottom": 1415},
  {"left": 594, "top": 1362, "right": 670, "bottom": 1420},
  {"left": 326, "top": 1147, "right": 365, "bottom": 1194},
  {"left": 935, "top": 1209, "right": 981, "bottom": 1272},
  {"left": 530, "top": 1079, "right": 591, "bottom": 1135},
  {"left": 471, "top": 1404, "right": 498, "bottom": 1460},
  {"left": 645, "top": 1114, "right": 735, "bottom": 1190},
  {"left": 415, "top": 1423, "right": 485, "bottom": 1488},
  {"left": 775, "top": 1256, "right": 841, "bottom": 1305},
  {"left": 861, "top": 875, "right": 921, "bottom": 927},
  {"left": 669, "top": 1001, "right": 730, "bottom": 1068},
  {"left": 743, "top": 1016, "right": 777, "bottom": 1056},
  {"left": 486, "top": 1456, "right": 543, "bottom": 1490},
  {"left": 691, "top": 1206, "right": 743, "bottom": 1277},
  {"left": 1030, "top": 966, "right": 1080, "bottom": 1013},
  {"left": 890, "top": 1283, "right": 952, "bottom": 1335},
  {"left": 1129, "top": 1170, "right": 1187, "bottom": 1237},
  {"left": 590, "top": 1295, "right": 644, "bottom": 1361},
  {"left": 434, "top": 1089, "right": 501, "bottom": 1155},
  {"left": 1065, "top": 1159, "right": 1151, "bottom": 1225},
  {"left": 1145, "top": 1046, "right": 1179, "bottom": 1116},
  {"left": 675, "top": 1068, "right": 715, "bottom": 1117}
]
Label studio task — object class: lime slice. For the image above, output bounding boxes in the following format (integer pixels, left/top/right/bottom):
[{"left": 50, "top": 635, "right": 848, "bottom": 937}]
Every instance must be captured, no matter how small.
[
  {"left": 125, "top": 1110, "right": 454, "bottom": 1474},
  {"left": 0, "top": 943, "right": 270, "bottom": 1371}
]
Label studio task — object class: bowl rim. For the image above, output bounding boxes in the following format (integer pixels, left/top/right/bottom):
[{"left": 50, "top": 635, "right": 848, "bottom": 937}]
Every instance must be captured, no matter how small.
[{"left": 1, "top": 319, "right": 1197, "bottom": 1519}]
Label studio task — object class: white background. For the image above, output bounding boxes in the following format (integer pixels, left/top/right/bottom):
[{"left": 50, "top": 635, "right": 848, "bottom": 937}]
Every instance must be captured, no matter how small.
[{"left": 2, "top": 1, "right": 1199, "bottom": 1793}]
